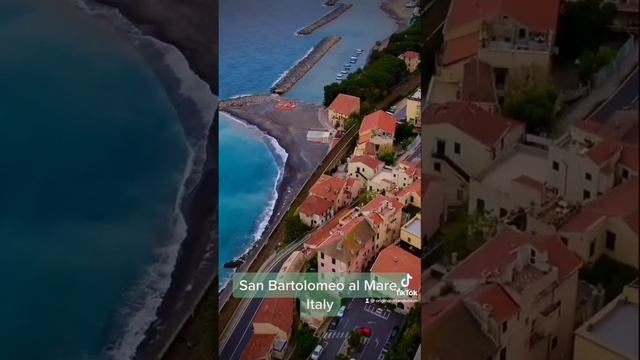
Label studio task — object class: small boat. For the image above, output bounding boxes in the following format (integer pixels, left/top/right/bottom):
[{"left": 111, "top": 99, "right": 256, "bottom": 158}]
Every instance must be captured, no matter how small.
[
  {"left": 344, "top": 63, "right": 352, "bottom": 68},
  {"left": 350, "top": 55, "right": 358, "bottom": 59},
  {"left": 336, "top": 73, "right": 344, "bottom": 80},
  {"left": 349, "top": 59, "right": 357, "bottom": 64},
  {"left": 356, "top": 48, "right": 364, "bottom": 53}
]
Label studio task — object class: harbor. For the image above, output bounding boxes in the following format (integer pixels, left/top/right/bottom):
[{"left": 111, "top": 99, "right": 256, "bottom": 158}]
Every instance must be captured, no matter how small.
[{"left": 296, "top": 3, "right": 353, "bottom": 35}]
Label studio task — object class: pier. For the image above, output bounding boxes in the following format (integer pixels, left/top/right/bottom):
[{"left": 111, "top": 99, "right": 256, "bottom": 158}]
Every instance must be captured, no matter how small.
[
  {"left": 270, "top": 36, "right": 341, "bottom": 95},
  {"left": 296, "top": 4, "right": 352, "bottom": 35}
]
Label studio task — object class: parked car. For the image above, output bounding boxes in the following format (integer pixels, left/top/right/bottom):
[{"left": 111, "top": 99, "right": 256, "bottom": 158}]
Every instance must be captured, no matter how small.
[
  {"left": 311, "top": 345, "right": 324, "bottom": 360},
  {"left": 329, "top": 317, "right": 339, "bottom": 331},
  {"left": 358, "top": 326, "right": 372, "bottom": 337},
  {"left": 337, "top": 305, "right": 346, "bottom": 317}
]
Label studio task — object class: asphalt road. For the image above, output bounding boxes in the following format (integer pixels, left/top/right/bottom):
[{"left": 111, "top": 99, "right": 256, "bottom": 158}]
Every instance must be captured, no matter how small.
[
  {"left": 590, "top": 67, "right": 639, "bottom": 122},
  {"left": 318, "top": 299, "right": 404, "bottom": 360}
]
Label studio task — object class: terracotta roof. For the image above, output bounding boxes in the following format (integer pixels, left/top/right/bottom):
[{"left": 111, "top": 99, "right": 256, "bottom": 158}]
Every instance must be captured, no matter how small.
[
  {"left": 423, "top": 299, "right": 499, "bottom": 359},
  {"left": 240, "top": 334, "right": 276, "bottom": 360},
  {"left": 397, "top": 180, "right": 421, "bottom": 199},
  {"left": 400, "top": 50, "right": 420, "bottom": 59},
  {"left": 328, "top": 93, "right": 360, "bottom": 116},
  {"left": 445, "top": 0, "right": 560, "bottom": 33},
  {"left": 361, "top": 195, "right": 405, "bottom": 215},
  {"left": 422, "top": 294, "right": 461, "bottom": 325},
  {"left": 363, "top": 141, "right": 377, "bottom": 156},
  {"left": 371, "top": 244, "right": 421, "bottom": 291},
  {"left": 299, "top": 195, "right": 333, "bottom": 217},
  {"left": 562, "top": 178, "right": 639, "bottom": 234},
  {"left": 442, "top": 32, "right": 480, "bottom": 65},
  {"left": 620, "top": 145, "right": 639, "bottom": 171},
  {"left": 586, "top": 137, "right": 623, "bottom": 168},
  {"left": 513, "top": 175, "right": 545, "bottom": 193},
  {"left": 462, "top": 59, "right": 496, "bottom": 103},
  {"left": 309, "top": 174, "right": 346, "bottom": 203},
  {"left": 305, "top": 209, "right": 350, "bottom": 248},
  {"left": 468, "top": 283, "right": 519, "bottom": 322},
  {"left": 350, "top": 155, "right": 384, "bottom": 170},
  {"left": 423, "top": 102, "right": 524, "bottom": 147},
  {"left": 623, "top": 210, "right": 639, "bottom": 235},
  {"left": 253, "top": 298, "right": 295, "bottom": 337},
  {"left": 446, "top": 228, "right": 582, "bottom": 285},
  {"left": 359, "top": 110, "right": 397, "bottom": 142}
]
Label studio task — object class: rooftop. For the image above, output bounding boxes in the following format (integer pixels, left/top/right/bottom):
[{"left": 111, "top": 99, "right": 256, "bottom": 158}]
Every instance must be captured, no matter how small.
[
  {"left": 400, "top": 50, "right": 420, "bottom": 59},
  {"left": 254, "top": 298, "right": 295, "bottom": 337},
  {"left": 317, "top": 216, "right": 376, "bottom": 263},
  {"left": 442, "top": 32, "right": 479, "bottom": 66},
  {"left": 240, "top": 334, "right": 276, "bottom": 360},
  {"left": 350, "top": 155, "right": 383, "bottom": 170},
  {"left": 371, "top": 244, "right": 421, "bottom": 291},
  {"left": 402, "top": 215, "right": 421, "bottom": 237},
  {"left": 328, "top": 93, "right": 360, "bottom": 115},
  {"left": 426, "top": 77, "right": 459, "bottom": 104},
  {"left": 310, "top": 174, "right": 346, "bottom": 203},
  {"left": 359, "top": 110, "right": 397, "bottom": 141},
  {"left": 299, "top": 195, "right": 333, "bottom": 216},
  {"left": 478, "top": 144, "right": 548, "bottom": 193},
  {"left": 462, "top": 59, "right": 496, "bottom": 104}
]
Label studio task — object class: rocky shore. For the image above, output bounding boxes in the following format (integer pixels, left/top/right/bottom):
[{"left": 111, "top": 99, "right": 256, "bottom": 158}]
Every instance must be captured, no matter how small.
[
  {"left": 271, "top": 36, "right": 341, "bottom": 94},
  {"left": 296, "top": 3, "right": 352, "bottom": 35}
]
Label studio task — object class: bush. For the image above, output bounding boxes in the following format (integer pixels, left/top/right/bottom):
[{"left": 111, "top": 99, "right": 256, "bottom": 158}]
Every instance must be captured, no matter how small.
[
  {"left": 378, "top": 150, "right": 396, "bottom": 165},
  {"left": 284, "top": 211, "right": 311, "bottom": 245},
  {"left": 386, "top": 306, "right": 420, "bottom": 360},
  {"left": 348, "top": 330, "right": 363, "bottom": 351},
  {"left": 503, "top": 84, "right": 558, "bottom": 134},
  {"left": 395, "top": 123, "right": 415, "bottom": 144},
  {"left": 557, "top": 0, "right": 617, "bottom": 61},
  {"left": 581, "top": 255, "right": 639, "bottom": 302},
  {"left": 292, "top": 325, "right": 319, "bottom": 359},
  {"left": 577, "top": 46, "right": 617, "bottom": 83},
  {"left": 404, "top": 204, "right": 420, "bottom": 218},
  {"left": 356, "top": 190, "right": 376, "bottom": 207},
  {"left": 345, "top": 113, "right": 363, "bottom": 130}
]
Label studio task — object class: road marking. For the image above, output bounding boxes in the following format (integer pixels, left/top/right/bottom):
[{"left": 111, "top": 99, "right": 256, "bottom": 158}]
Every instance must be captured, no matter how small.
[{"left": 587, "top": 66, "right": 638, "bottom": 121}]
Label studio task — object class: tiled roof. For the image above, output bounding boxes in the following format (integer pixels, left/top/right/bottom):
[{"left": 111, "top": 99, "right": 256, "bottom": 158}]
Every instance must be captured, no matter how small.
[
  {"left": 423, "top": 102, "right": 524, "bottom": 147},
  {"left": 397, "top": 180, "right": 421, "bottom": 198},
  {"left": 299, "top": 195, "right": 333, "bottom": 216},
  {"left": 468, "top": 283, "right": 519, "bottom": 322},
  {"left": 371, "top": 244, "right": 421, "bottom": 291},
  {"left": 253, "top": 298, "right": 295, "bottom": 337},
  {"left": 560, "top": 212, "right": 606, "bottom": 233},
  {"left": 350, "top": 155, "right": 384, "bottom": 170},
  {"left": 310, "top": 174, "right": 346, "bottom": 203},
  {"left": 317, "top": 217, "right": 375, "bottom": 263},
  {"left": 361, "top": 195, "right": 405, "bottom": 214},
  {"left": 446, "top": 228, "right": 582, "bottom": 285},
  {"left": 240, "top": 334, "right": 276, "bottom": 360},
  {"left": 401, "top": 50, "right": 420, "bottom": 59},
  {"left": 305, "top": 209, "right": 350, "bottom": 248},
  {"left": 328, "top": 93, "right": 360, "bottom": 116},
  {"left": 623, "top": 210, "right": 639, "bottom": 234},
  {"left": 586, "top": 137, "right": 623, "bottom": 168},
  {"left": 462, "top": 59, "right": 496, "bottom": 103},
  {"left": 359, "top": 110, "right": 397, "bottom": 142},
  {"left": 442, "top": 32, "right": 480, "bottom": 65},
  {"left": 445, "top": 0, "right": 560, "bottom": 33}
]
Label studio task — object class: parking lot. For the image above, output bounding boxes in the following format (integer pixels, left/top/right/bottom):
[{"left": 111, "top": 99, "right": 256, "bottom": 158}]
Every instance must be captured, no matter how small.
[{"left": 317, "top": 299, "right": 404, "bottom": 360}]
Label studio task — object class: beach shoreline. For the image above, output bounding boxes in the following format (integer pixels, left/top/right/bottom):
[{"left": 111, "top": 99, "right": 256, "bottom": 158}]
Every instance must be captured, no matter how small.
[{"left": 381, "top": 0, "right": 416, "bottom": 30}]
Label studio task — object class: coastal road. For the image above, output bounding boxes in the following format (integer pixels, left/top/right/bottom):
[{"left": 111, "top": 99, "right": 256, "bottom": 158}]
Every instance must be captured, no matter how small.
[
  {"left": 318, "top": 299, "right": 404, "bottom": 360},
  {"left": 588, "top": 66, "right": 639, "bottom": 122}
]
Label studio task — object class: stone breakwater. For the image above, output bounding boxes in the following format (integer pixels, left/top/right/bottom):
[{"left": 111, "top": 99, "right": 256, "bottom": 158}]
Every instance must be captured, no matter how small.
[
  {"left": 271, "top": 36, "right": 341, "bottom": 95},
  {"left": 296, "top": 4, "right": 352, "bottom": 35},
  {"left": 219, "top": 94, "right": 274, "bottom": 110}
]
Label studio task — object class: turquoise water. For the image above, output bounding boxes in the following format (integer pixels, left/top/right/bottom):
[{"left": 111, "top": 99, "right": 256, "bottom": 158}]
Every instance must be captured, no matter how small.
[
  {"left": 0, "top": 0, "right": 191, "bottom": 358},
  {"left": 218, "top": 0, "right": 397, "bottom": 284}
]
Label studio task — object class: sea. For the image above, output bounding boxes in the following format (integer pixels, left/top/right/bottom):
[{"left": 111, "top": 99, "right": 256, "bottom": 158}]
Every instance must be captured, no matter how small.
[
  {"left": 218, "top": 0, "right": 396, "bottom": 285},
  {"left": 0, "top": 0, "right": 215, "bottom": 359}
]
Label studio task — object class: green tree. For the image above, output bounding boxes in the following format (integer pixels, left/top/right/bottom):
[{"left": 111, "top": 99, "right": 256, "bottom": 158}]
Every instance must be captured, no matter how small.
[
  {"left": 557, "top": 0, "right": 617, "bottom": 61},
  {"left": 577, "top": 46, "right": 617, "bottom": 83},
  {"left": 284, "top": 211, "right": 311, "bottom": 245},
  {"left": 387, "top": 306, "right": 421, "bottom": 360},
  {"left": 292, "top": 325, "right": 319, "bottom": 359},
  {"left": 345, "top": 113, "right": 363, "bottom": 130},
  {"left": 441, "top": 211, "right": 498, "bottom": 262},
  {"left": 503, "top": 84, "right": 558, "bottom": 134},
  {"left": 378, "top": 150, "right": 396, "bottom": 165},
  {"left": 395, "top": 123, "right": 415, "bottom": 143},
  {"left": 356, "top": 190, "right": 376, "bottom": 207},
  {"left": 348, "top": 330, "right": 363, "bottom": 351}
]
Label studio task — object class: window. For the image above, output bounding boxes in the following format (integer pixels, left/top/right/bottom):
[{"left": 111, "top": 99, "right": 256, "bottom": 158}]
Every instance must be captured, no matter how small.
[
  {"left": 551, "top": 336, "right": 558, "bottom": 349},
  {"left": 560, "top": 236, "right": 568, "bottom": 245},
  {"left": 434, "top": 162, "right": 441, "bottom": 172},
  {"left": 499, "top": 347, "right": 507, "bottom": 360},
  {"left": 457, "top": 189, "right": 464, "bottom": 201},
  {"left": 320, "top": 253, "right": 325, "bottom": 259},
  {"left": 331, "top": 258, "right": 336, "bottom": 264},
  {"left": 583, "top": 190, "right": 591, "bottom": 200},
  {"left": 332, "top": 269, "right": 336, "bottom": 273},
  {"left": 502, "top": 321, "right": 508, "bottom": 333},
  {"left": 500, "top": 208, "right": 507, "bottom": 218},
  {"left": 320, "top": 262, "right": 324, "bottom": 268},
  {"left": 454, "top": 142, "right": 461, "bottom": 154},
  {"left": 476, "top": 198, "right": 485, "bottom": 212},
  {"left": 606, "top": 231, "right": 616, "bottom": 251},
  {"left": 518, "top": 28, "right": 526, "bottom": 39},
  {"left": 552, "top": 161, "right": 559, "bottom": 171},
  {"left": 505, "top": 37, "right": 511, "bottom": 42},
  {"left": 622, "top": 168, "right": 630, "bottom": 178},
  {"left": 585, "top": 172, "right": 592, "bottom": 181},
  {"left": 589, "top": 240, "right": 595, "bottom": 258}
]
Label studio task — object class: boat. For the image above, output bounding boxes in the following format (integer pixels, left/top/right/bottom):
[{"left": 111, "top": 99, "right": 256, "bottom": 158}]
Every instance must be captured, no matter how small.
[
  {"left": 356, "top": 48, "right": 364, "bottom": 53},
  {"left": 349, "top": 58, "right": 357, "bottom": 64},
  {"left": 350, "top": 55, "right": 358, "bottom": 59},
  {"left": 344, "top": 63, "right": 352, "bottom": 68}
]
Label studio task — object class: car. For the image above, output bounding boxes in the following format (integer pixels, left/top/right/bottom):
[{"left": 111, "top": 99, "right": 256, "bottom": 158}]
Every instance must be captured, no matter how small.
[
  {"left": 311, "top": 344, "right": 324, "bottom": 360},
  {"left": 329, "top": 317, "right": 339, "bottom": 330},
  {"left": 390, "top": 326, "right": 399, "bottom": 339},
  {"left": 358, "top": 326, "right": 372, "bottom": 337},
  {"left": 337, "top": 305, "right": 346, "bottom": 317}
]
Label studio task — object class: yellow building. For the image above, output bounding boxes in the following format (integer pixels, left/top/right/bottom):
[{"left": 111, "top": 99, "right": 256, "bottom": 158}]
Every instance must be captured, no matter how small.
[
  {"left": 405, "top": 88, "right": 421, "bottom": 127},
  {"left": 400, "top": 214, "right": 421, "bottom": 250},
  {"left": 573, "top": 281, "right": 639, "bottom": 360},
  {"left": 327, "top": 93, "right": 360, "bottom": 129}
]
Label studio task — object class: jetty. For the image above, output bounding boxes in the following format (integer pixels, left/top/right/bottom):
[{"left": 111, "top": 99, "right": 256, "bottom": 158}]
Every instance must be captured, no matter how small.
[
  {"left": 271, "top": 36, "right": 341, "bottom": 95},
  {"left": 324, "top": 0, "right": 338, "bottom": 6},
  {"left": 296, "top": 4, "right": 352, "bottom": 35}
]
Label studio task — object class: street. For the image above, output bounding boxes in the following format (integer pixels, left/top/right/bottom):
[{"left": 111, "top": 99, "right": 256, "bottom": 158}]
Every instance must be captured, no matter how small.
[
  {"left": 590, "top": 67, "right": 639, "bottom": 122},
  {"left": 318, "top": 299, "right": 404, "bottom": 360}
]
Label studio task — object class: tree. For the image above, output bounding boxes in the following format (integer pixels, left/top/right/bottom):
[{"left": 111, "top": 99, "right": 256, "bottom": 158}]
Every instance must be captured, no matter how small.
[
  {"left": 284, "top": 211, "right": 311, "bottom": 245},
  {"left": 557, "top": 0, "right": 617, "bottom": 61},
  {"left": 348, "top": 330, "right": 363, "bottom": 351},
  {"left": 292, "top": 325, "right": 319, "bottom": 359},
  {"left": 356, "top": 190, "right": 376, "bottom": 207},
  {"left": 503, "top": 84, "right": 558, "bottom": 134},
  {"left": 441, "top": 211, "right": 498, "bottom": 262},
  {"left": 395, "top": 123, "right": 415, "bottom": 144},
  {"left": 378, "top": 150, "right": 396, "bottom": 165},
  {"left": 577, "top": 46, "right": 617, "bottom": 83},
  {"left": 345, "top": 113, "right": 362, "bottom": 130}
]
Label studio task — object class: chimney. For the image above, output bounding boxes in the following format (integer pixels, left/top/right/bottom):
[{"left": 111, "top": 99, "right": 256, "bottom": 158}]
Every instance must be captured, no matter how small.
[{"left": 393, "top": 256, "right": 399, "bottom": 263}]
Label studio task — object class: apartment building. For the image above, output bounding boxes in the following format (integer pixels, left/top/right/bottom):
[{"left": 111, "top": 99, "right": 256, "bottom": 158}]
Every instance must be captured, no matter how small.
[
  {"left": 406, "top": 88, "right": 422, "bottom": 127},
  {"left": 371, "top": 244, "right": 421, "bottom": 312},
  {"left": 327, "top": 93, "right": 360, "bottom": 129},
  {"left": 360, "top": 196, "right": 405, "bottom": 252},
  {"left": 355, "top": 110, "right": 397, "bottom": 156},
  {"left": 316, "top": 216, "right": 376, "bottom": 273},
  {"left": 347, "top": 155, "right": 384, "bottom": 181}
]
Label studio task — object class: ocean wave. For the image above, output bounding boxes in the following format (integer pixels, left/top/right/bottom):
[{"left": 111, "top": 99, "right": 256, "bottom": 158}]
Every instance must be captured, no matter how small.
[
  {"left": 270, "top": 44, "right": 316, "bottom": 88},
  {"left": 219, "top": 112, "right": 289, "bottom": 289},
  {"left": 75, "top": 0, "right": 216, "bottom": 359}
]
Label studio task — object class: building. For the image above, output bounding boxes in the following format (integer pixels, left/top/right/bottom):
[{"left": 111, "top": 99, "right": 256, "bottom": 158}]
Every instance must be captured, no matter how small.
[
  {"left": 573, "top": 280, "right": 639, "bottom": 360},
  {"left": 370, "top": 244, "right": 421, "bottom": 312},
  {"left": 355, "top": 110, "right": 397, "bottom": 156},
  {"left": 608, "top": 0, "right": 639, "bottom": 32},
  {"left": 400, "top": 214, "right": 421, "bottom": 251},
  {"left": 367, "top": 169, "right": 396, "bottom": 194},
  {"left": 528, "top": 177, "right": 639, "bottom": 269},
  {"left": 316, "top": 216, "right": 376, "bottom": 273},
  {"left": 360, "top": 196, "right": 405, "bottom": 252},
  {"left": 327, "top": 93, "right": 361, "bottom": 129},
  {"left": 547, "top": 115, "right": 638, "bottom": 204},
  {"left": 240, "top": 334, "right": 277, "bottom": 360},
  {"left": 347, "top": 155, "right": 384, "bottom": 181},
  {"left": 251, "top": 297, "right": 295, "bottom": 358},
  {"left": 425, "top": 228, "right": 583, "bottom": 360},
  {"left": 395, "top": 180, "right": 421, "bottom": 209},
  {"left": 393, "top": 159, "right": 421, "bottom": 188},
  {"left": 406, "top": 88, "right": 422, "bottom": 127},
  {"left": 419, "top": 175, "right": 447, "bottom": 239},
  {"left": 299, "top": 195, "right": 334, "bottom": 228},
  {"left": 399, "top": 50, "right": 421, "bottom": 72},
  {"left": 423, "top": 102, "right": 525, "bottom": 206},
  {"left": 309, "top": 174, "right": 349, "bottom": 211}
]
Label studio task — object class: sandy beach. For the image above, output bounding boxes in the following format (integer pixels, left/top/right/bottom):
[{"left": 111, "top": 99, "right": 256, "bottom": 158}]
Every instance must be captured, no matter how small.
[{"left": 381, "top": 0, "right": 417, "bottom": 30}]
